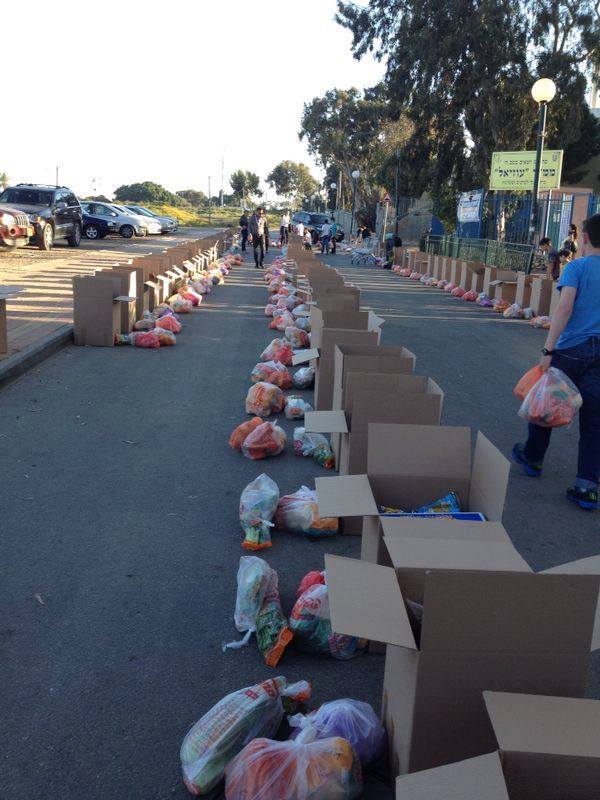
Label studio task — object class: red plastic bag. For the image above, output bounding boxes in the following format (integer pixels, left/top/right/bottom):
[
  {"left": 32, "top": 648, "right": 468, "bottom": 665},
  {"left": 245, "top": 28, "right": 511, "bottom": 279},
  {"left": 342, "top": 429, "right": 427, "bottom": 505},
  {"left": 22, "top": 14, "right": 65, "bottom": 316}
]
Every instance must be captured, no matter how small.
[
  {"left": 514, "top": 365, "right": 544, "bottom": 400},
  {"left": 260, "top": 339, "right": 293, "bottom": 366},
  {"left": 156, "top": 315, "right": 182, "bottom": 333},
  {"left": 251, "top": 361, "right": 293, "bottom": 389},
  {"left": 518, "top": 367, "right": 582, "bottom": 427},
  {"left": 131, "top": 331, "right": 160, "bottom": 348},
  {"left": 229, "top": 417, "right": 263, "bottom": 450},
  {"left": 242, "top": 422, "right": 287, "bottom": 460},
  {"left": 245, "top": 382, "right": 286, "bottom": 416}
]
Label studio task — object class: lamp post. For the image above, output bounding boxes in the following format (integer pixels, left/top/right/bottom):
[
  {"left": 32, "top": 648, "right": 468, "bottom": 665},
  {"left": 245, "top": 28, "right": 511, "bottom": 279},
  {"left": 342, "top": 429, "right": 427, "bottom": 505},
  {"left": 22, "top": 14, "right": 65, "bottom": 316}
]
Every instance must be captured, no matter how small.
[
  {"left": 350, "top": 169, "right": 360, "bottom": 237},
  {"left": 330, "top": 182, "right": 337, "bottom": 218},
  {"left": 528, "top": 78, "right": 556, "bottom": 251},
  {"left": 394, "top": 148, "right": 402, "bottom": 236}
]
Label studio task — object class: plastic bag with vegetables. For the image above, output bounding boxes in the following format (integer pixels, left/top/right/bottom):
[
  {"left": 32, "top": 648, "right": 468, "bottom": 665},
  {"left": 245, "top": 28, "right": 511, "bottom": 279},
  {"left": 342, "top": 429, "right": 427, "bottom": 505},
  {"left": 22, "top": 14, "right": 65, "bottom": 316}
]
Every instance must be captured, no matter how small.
[
  {"left": 242, "top": 422, "right": 287, "bottom": 460},
  {"left": 275, "top": 487, "right": 338, "bottom": 538},
  {"left": 229, "top": 417, "right": 263, "bottom": 450},
  {"left": 518, "top": 367, "right": 582, "bottom": 428},
  {"left": 239, "top": 474, "right": 279, "bottom": 551},
  {"left": 292, "top": 367, "right": 315, "bottom": 390},
  {"left": 255, "top": 568, "right": 293, "bottom": 667},
  {"left": 251, "top": 361, "right": 292, "bottom": 389},
  {"left": 223, "top": 556, "right": 273, "bottom": 650},
  {"left": 260, "top": 339, "right": 294, "bottom": 366},
  {"left": 284, "top": 326, "right": 310, "bottom": 350},
  {"left": 293, "top": 428, "right": 335, "bottom": 469},
  {"left": 284, "top": 397, "right": 313, "bottom": 420},
  {"left": 224, "top": 729, "right": 362, "bottom": 800},
  {"left": 180, "top": 676, "right": 311, "bottom": 796},
  {"left": 245, "top": 382, "right": 286, "bottom": 416}
]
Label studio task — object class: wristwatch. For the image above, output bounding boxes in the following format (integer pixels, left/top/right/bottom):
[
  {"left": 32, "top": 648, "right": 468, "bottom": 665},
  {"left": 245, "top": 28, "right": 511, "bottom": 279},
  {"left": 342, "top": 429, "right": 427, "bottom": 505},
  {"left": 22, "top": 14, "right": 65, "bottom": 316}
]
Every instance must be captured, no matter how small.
[{"left": 541, "top": 348, "right": 555, "bottom": 356}]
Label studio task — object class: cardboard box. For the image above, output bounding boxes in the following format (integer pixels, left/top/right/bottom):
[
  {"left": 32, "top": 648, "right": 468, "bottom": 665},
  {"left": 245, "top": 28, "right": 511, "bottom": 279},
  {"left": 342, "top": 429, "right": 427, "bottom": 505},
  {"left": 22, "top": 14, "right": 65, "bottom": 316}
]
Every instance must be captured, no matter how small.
[
  {"left": 295, "top": 328, "right": 383, "bottom": 411},
  {"left": 549, "top": 282, "right": 561, "bottom": 316},
  {"left": 310, "top": 308, "right": 385, "bottom": 348},
  {"left": 310, "top": 294, "right": 360, "bottom": 312},
  {"left": 528, "top": 277, "right": 554, "bottom": 316},
  {"left": 515, "top": 273, "right": 534, "bottom": 308},
  {"left": 439, "top": 257, "right": 452, "bottom": 282},
  {"left": 459, "top": 261, "right": 485, "bottom": 291},
  {"left": 395, "top": 692, "right": 600, "bottom": 800},
  {"left": 306, "top": 372, "right": 443, "bottom": 477},
  {"left": 96, "top": 268, "right": 136, "bottom": 332},
  {"left": 316, "top": 423, "right": 510, "bottom": 553},
  {"left": 325, "top": 549, "right": 600, "bottom": 776},
  {"left": 73, "top": 275, "right": 135, "bottom": 347},
  {"left": 483, "top": 268, "right": 516, "bottom": 296},
  {"left": 490, "top": 279, "right": 518, "bottom": 303}
]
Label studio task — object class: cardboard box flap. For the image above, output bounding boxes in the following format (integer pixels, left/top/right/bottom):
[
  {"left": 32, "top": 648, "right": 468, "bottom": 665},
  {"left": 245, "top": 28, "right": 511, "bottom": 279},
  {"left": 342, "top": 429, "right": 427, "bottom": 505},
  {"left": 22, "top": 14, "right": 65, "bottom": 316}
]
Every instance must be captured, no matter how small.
[
  {"left": 543, "top": 555, "right": 600, "bottom": 650},
  {"left": 316, "top": 475, "right": 378, "bottom": 517},
  {"left": 381, "top": 518, "right": 512, "bottom": 543},
  {"left": 384, "top": 537, "right": 531, "bottom": 573},
  {"left": 394, "top": 752, "right": 509, "bottom": 800},
  {"left": 469, "top": 432, "right": 510, "bottom": 521},
  {"left": 304, "top": 410, "right": 348, "bottom": 434},
  {"left": 367, "top": 310, "right": 386, "bottom": 329},
  {"left": 483, "top": 691, "right": 600, "bottom": 759},
  {"left": 420, "top": 571, "right": 600, "bottom": 653},
  {"left": 325, "top": 555, "right": 416, "bottom": 649},
  {"left": 292, "top": 347, "right": 319, "bottom": 366},
  {"left": 114, "top": 295, "right": 136, "bottom": 303},
  {"left": 367, "top": 424, "right": 471, "bottom": 479}
]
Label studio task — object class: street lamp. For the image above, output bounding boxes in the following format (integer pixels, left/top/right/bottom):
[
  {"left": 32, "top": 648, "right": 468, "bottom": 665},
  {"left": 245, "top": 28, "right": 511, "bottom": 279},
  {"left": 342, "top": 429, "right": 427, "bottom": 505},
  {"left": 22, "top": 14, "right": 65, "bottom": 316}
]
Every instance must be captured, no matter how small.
[
  {"left": 350, "top": 169, "right": 360, "bottom": 237},
  {"left": 330, "top": 182, "right": 337, "bottom": 217},
  {"left": 394, "top": 148, "right": 402, "bottom": 236},
  {"left": 528, "top": 78, "right": 556, "bottom": 250}
]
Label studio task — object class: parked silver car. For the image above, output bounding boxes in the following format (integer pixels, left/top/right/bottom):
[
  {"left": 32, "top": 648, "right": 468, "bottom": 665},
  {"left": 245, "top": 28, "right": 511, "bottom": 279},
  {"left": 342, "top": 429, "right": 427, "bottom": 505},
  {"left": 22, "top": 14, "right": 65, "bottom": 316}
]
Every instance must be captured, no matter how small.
[
  {"left": 126, "top": 205, "right": 178, "bottom": 234},
  {"left": 112, "top": 204, "right": 162, "bottom": 235},
  {"left": 80, "top": 201, "right": 148, "bottom": 238}
]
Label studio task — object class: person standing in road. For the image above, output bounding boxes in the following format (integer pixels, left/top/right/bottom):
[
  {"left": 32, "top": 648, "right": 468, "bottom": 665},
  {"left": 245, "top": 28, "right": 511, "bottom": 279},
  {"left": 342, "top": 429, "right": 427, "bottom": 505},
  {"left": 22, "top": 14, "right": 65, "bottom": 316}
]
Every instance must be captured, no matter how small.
[
  {"left": 563, "top": 223, "right": 579, "bottom": 257},
  {"left": 539, "top": 237, "right": 561, "bottom": 280},
  {"left": 249, "top": 206, "right": 269, "bottom": 268},
  {"left": 280, "top": 210, "right": 290, "bottom": 245},
  {"left": 512, "top": 213, "right": 600, "bottom": 511},
  {"left": 296, "top": 219, "right": 305, "bottom": 238},
  {"left": 239, "top": 210, "right": 249, "bottom": 252},
  {"left": 320, "top": 219, "right": 332, "bottom": 254},
  {"left": 330, "top": 219, "right": 338, "bottom": 254}
]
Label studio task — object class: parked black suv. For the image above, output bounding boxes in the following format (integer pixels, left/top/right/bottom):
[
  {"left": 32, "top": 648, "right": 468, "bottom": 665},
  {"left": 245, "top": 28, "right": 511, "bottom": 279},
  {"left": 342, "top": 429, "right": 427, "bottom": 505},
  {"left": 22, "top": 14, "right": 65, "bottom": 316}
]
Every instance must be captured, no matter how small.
[{"left": 0, "top": 184, "right": 83, "bottom": 250}]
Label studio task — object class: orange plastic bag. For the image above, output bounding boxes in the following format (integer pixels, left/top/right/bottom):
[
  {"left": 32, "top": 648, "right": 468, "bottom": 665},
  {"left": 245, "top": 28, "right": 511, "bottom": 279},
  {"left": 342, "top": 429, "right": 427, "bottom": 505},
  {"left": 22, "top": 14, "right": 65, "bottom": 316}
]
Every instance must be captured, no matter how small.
[
  {"left": 245, "top": 382, "right": 286, "bottom": 416},
  {"left": 518, "top": 367, "right": 582, "bottom": 428},
  {"left": 229, "top": 417, "right": 263, "bottom": 450},
  {"left": 242, "top": 422, "right": 287, "bottom": 460},
  {"left": 251, "top": 361, "right": 293, "bottom": 389},
  {"left": 156, "top": 315, "right": 182, "bottom": 333},
  {"left": 514, "top": 365, "right": 544, "bottom": 400}
]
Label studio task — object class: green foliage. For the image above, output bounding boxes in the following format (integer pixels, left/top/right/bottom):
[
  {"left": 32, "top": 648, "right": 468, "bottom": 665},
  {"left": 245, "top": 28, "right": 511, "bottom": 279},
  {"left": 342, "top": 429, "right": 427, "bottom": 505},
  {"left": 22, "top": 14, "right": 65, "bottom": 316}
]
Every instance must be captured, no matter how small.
[
  {"left": 114, "top": 181, "right": 186, "bottom": 207},
  {"left": 0, "top": 171, "right": 10, "bottom": 190},
  {"left": 176, "top": 188, "right": 207, "bottom": 206},
  {"left": 82, "top": 194, "right": 111, "bottom": 203},
  {"left": 229, "top": 170, "right": 262, "bottom": 203},
  {"left": 266, "top": 160, "right": 319, "bottom": 207}
]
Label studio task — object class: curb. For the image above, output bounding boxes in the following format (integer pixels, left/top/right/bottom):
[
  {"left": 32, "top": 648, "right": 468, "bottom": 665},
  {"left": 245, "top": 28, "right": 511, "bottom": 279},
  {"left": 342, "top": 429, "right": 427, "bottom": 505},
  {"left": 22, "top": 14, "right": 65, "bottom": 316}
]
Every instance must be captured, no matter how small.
[{"left": 0, "top": 325, "right": 73, "bottom": 389}]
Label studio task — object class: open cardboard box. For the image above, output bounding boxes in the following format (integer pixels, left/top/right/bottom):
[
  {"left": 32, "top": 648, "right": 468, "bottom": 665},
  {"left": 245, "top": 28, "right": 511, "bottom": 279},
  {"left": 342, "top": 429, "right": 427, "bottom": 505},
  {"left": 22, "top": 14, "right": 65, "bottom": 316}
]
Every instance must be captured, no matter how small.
[
  {"left": 293, "top": 328, "right": 383, "bottom": 410},
  {"left": 96, "top": 268, "right": 136, "bottom": 332},
  {"left": 458, "top": 260, "right": 486, "bottom": 291},
  {"left": 310, "top": 308, "right": 385, "bottom": 348},
  {"left": 490, "top": 279, "right": 518, "bottom": 303},
  {"left": 316, "top": 423, "right": 509, "bottom": 554},
  {"left": 395, "top": 691, "right": 600, "bottom": 799},
  {"left": 483, "top": 268, "right": 516, "bottom": 296},
  {"left": 529, "top": 276, "right": 554, "bottom": 316},
  {"left": 515, "top": 273, "right": 534, "bottom": 307},
  {"left": 325, "top": 547, "right": 600, "bottom": 776},
  {"left": 306, "top": 372, "right": 443, "bottom": 477}
]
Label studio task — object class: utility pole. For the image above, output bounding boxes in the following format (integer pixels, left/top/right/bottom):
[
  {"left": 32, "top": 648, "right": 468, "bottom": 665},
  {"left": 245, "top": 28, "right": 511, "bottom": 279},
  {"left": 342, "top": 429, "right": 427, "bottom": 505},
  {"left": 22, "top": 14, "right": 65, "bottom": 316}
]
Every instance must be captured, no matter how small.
[
  {"left": 55, "top": 165, "right": 59, "bottom": 187},
  {"left": 220, "top": 156, "right": 225, "bottom": 207},
  {"left": 394, "top": 148, "right": 402, "bottom": 236},
  {"left": 208, "top": 176, "right": 212, "bottom": 225},
  {"left": 337, "top": 168, "right": 342, "bottom": 211}
]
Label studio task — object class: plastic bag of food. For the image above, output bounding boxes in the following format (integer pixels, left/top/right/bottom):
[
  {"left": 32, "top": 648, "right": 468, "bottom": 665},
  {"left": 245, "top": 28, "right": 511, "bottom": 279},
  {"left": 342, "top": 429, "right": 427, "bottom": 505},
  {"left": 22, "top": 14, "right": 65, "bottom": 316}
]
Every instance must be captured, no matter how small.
[
  {"left": 224, "top": 556, "right": 273, "bottom": 650},
  {"left": 180, "top": 290, "right": 201, "bottom": 307},
  {"left": 451, "top": 286, "right": 465, "bottom": 297},
  {"left": 399, "top": 267, "right": 412, "bottom": 277},
  {"left": 503, "top": 303, "right": 523, "bottom": 319},
  {"left": 290, "top": 579, "right": 366, "bottom": 659},
  {"left": 292, "top": 304, "right": 310, "bottom": 318},
  {"left": 285, "top": 326, "right": 310, "bottom": 350},
  {"left": 156, "top": 315, "right": 182, "bottom": 333},
  {"left": 522, "top": 307, "right": 535, "bottom": 320},
  {"left": 172, "top": 298, "right": 193, "bottom": 313},
  {"left": 415, "top": 491, "right": 461, "bottom": 514},
  {"left": 293, "top": 428, "right": 335, "bottom": 469},
  {"left": 245, "top": 382, "right": 286, "bottom": 416},
  {"left": 152, "top": 327, "right": 177, "bottom": 346},
  {"left": 229, "top": 417, "right": 264, "bottom": 450},
  {"left": 255, "top": 569, "right": 293, "bottom": 666},
  {"left": 292, "top": 367, "right": 315, "bottom": 390},
  {"left": 437, "top": 279, "right": 448, "bottom": 289},
  {"left": 181, "top": 676, "right": 311, "bottom": 796},
  {"left": 242, "top": 422, "right": 287, "bottom": 460},
  {"left": 270, "top": 311, "right": 295, "bottom": 332},
  {"left": 251, "top": 361, "right": 292, "bottom": 389},
  {"left": 275, "top": 487, "right": 338, "bottom": 538},
  {"left": 265, "top": 303, "right": 276, "bottom": 317},
  {"left": 514, "top": 365, "right": 544, "bottom": 400},
  {"left": 444, "top": 282, "right": 457, "bottom": 293},
  {"left": 289, "top": 699, "right": 386, "bottom": 767},
  {"left": 530, "top": 315, "right": 551, "bottom": 328},
  {"left": 297, "top": 570, "right": 326, "bottom": 596},
  {"left": 130, "top": 331, "right": 161, "bottom": 348},
  {"left": 493, "top": 299, "right": 510, "bottom": 313},
  {"left": 224, "top": 730, "right": 362, "bottom": 800},
  {"left": 239, "top": 474, "right": 279, "bottom": 551},
  {"left": 476, "top": 292, "right": 494, "bottom": 307},
  {"left": 260, "top": 339, "right": 294, "bottom": 366},
  {"left": 518, "top": 366, "right": 582, "bottom": 427},
  {"left": 284, "top": 397, "right": 313, "bottom": 420},
  {"left": 153, "top": 303, "right": 172, "bottom": 318},
  {"left": 463, "top": 290, "right": 477, "bottom": 301},
  {"left": 294, "top": 317, "right": 311, "bottom": 333},
  {"left": 133, "top": 317, "right": 156, "bottom": 331}
]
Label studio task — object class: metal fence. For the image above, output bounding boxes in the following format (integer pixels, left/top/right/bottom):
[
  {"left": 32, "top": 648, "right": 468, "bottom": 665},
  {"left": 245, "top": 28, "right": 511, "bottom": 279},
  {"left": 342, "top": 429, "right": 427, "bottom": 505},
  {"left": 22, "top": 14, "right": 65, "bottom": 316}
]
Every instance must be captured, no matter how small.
[{"left": 425, "top": 235, "right": 534, "bottom": 272}]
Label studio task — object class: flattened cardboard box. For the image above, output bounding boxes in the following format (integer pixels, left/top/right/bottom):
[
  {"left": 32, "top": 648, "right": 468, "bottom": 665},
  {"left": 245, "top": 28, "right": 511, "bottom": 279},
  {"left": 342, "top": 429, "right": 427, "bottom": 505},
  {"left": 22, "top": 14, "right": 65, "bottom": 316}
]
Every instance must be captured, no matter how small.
[
  {"left": 306, "top": 371, "right": 442, "bottom": 488},
  {"left": 316, "top": 423, "right": 509, "bottom": 552},
  {"left": 395, "top": 692, "right": 600, "bottom": 800},
  {"left": 325, "top": 549, "right": 600, "bottom": 776}
]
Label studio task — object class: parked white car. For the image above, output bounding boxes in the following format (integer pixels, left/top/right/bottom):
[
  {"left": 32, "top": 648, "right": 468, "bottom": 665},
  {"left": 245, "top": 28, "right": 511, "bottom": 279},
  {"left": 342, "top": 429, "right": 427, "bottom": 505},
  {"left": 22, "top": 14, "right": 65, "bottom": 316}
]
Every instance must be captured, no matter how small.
[
  {"left": 126, "top": 205, "right": 178, "bottom": 234},
  {"left": 81, "top": 201, "right": 148, "bottom": 238},
  {"left": 112, "top": 204, "right": 162, "bottom": 235}
]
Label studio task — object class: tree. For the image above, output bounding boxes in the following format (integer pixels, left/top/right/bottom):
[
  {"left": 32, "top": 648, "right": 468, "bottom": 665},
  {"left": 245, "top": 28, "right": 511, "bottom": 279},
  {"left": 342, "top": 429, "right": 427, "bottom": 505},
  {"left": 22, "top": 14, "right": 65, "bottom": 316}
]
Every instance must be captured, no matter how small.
[
  {"left": 266, "top": 160, "right": 319, "bottom": 208},
  {"left": 336, "top": 0, "right": 600, "bottom": 196},
  {"left": 0, "top": 172, "right": 9, "bottom": 190},
  {"left": 113, "top": 181, "right": 186, "bottom": 206},
  {"left": 176, "top": 189, "right": 207, "bottom": 206},
  {"left": 230, "top": 170, "right": 262, "bottom": 204}
]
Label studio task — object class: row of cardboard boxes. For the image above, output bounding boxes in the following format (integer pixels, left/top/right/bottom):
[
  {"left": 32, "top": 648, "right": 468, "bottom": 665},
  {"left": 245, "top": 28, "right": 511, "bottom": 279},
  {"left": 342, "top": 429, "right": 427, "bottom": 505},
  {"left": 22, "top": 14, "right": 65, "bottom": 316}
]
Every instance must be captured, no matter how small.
[
  {"left": 284, "top": 235, "right": 600, "bottom": 799},
  {"left": 395, "top": 248, "right": 559, "bottom": 317},
  {"left": 72, "top": 230, "right": 234, "bottom": 347}
]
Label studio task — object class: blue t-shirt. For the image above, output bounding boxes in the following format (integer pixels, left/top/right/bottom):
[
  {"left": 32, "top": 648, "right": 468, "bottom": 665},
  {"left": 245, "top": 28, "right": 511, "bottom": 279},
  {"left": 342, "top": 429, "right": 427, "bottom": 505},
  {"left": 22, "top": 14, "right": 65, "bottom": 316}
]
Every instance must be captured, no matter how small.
[{"left": 557, "top": 255, "right": 600, "bottom": 349}]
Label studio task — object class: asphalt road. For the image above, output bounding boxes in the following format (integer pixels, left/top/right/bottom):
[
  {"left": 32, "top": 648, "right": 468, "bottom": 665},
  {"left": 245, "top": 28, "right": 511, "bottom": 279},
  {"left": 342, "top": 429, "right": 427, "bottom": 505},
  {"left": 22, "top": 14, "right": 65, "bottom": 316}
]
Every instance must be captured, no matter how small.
[{"left": 0, "top": 249, "right": 598, "bottom": 799}]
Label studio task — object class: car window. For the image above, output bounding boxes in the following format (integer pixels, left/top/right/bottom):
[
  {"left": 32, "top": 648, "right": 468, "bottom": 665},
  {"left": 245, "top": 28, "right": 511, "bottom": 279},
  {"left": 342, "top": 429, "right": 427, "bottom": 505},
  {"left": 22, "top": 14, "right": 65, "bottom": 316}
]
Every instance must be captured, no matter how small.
[
  {"left": 65, "top": 193, "right": 79, "bottom": 207},
  {"left": 0, "top": 188, "right": 54, "bottom": 206},
  {"left": 309, "top": 214, "right": 328, "bottom": 225},
  {"left": 81, "top": 203, "right": 91, "bottom": 213},
  {"left": 94, "top": 204, "right": 114, "bottom": 217}
]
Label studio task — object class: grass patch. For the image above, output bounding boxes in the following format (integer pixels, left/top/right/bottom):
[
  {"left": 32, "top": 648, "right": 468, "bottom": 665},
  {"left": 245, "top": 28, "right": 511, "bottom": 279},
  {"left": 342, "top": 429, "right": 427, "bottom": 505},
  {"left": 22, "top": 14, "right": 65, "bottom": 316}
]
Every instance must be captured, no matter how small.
[{"left": 145, "top": 203, "right": 281, "bottom": 229}]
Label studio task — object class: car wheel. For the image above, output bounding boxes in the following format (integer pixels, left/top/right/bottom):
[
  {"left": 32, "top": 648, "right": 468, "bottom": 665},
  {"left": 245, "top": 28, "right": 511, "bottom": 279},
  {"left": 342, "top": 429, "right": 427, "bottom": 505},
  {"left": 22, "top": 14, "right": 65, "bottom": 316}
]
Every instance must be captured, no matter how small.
[
  {"left": 137, "top": 229, "right": 147, "bottom": 237},
  {"left": 120, "top": 225, "right": 134, "bottom": 239},
  {"left": 38, "top": 223, "right": 54, "bottom": 250},
  {"left": 84, "top": 224, "right": 100, "bottom": 240},
  {"left": 67, "top": 223, "right": 82, "bottom": 247}
]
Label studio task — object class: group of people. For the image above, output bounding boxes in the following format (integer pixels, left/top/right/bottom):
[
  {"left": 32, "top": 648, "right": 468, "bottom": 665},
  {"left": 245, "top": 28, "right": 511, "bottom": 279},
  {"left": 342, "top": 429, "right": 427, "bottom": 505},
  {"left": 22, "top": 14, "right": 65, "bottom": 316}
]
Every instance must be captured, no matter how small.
[
  {"left": 537, "top": 223, "right": 579, "bottom": 281},
  {"left": 239, "top": 208, "right": 270, "bottom": 269}
]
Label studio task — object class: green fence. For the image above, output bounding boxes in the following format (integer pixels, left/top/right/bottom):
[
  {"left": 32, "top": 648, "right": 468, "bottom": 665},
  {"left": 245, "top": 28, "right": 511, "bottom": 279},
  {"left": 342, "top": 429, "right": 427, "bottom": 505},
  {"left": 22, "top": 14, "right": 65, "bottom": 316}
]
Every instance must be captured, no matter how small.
[{"left": 425, "top": 235, "right": 534, "bottom": 272}]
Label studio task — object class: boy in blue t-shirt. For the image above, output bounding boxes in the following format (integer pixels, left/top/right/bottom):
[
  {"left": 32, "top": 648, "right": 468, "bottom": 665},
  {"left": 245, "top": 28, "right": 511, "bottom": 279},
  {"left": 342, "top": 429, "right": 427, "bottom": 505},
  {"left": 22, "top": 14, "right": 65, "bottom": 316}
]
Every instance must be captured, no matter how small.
[{"left": 513, "top": 213, "right": 600, "bottom": 510}]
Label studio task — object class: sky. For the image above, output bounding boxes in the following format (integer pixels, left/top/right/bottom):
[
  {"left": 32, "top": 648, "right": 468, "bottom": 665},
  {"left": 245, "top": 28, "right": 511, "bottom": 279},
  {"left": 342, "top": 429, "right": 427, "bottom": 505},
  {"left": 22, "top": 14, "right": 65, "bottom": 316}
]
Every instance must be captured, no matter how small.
[{"left": 3, "top": 0, "right": 384, "bottom": 200}]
